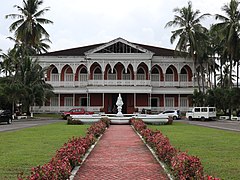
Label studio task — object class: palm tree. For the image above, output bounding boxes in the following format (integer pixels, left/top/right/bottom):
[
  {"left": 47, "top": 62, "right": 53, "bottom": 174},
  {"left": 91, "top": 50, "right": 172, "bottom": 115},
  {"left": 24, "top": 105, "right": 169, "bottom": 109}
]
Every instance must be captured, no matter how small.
[
  {"left": 214, "top": 0, "right": 240, "bottom": 88},
  {"left": 165, "top": 1, "right": 210, "bottom": 92},
  {"left": 5, "top": 0, "right": 53, "bottom": 54},
  {"left": 15, "top": 56, "right": 54, "bottom": 115},
  {"left": 0, "top": 48, "right": 19, "bottom": 77},
  {"left": 217, "top": 64, "right": 235, "bottom": 88},
  {"left": 209, "top": 25, "right": 227, "bottom": 88}
]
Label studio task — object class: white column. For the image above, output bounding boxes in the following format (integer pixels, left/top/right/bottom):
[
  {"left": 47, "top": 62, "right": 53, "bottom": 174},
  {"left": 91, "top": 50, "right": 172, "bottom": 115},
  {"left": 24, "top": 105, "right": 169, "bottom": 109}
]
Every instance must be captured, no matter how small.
[
  {"left": 73, "top": 94, "right": 75, "bottom": 108},
  {"left": 58, "top": 94, "right": 60, "bottom": 112},
  {"left": 178, "top": 94, "right": 180, "bottom": 110},
  {"left": 102, "top": 93, "right": 105, "bottom": 111},
  {"left": 163, "top": 94, "right": 165, "bottom": 111}
]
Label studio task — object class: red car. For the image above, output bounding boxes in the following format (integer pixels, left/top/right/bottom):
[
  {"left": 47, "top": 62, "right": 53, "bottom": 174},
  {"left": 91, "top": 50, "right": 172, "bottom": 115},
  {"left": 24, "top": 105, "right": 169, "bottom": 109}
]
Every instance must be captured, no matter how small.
[{"left": 61, "top": 108, "right": 94, "bottom": 119}]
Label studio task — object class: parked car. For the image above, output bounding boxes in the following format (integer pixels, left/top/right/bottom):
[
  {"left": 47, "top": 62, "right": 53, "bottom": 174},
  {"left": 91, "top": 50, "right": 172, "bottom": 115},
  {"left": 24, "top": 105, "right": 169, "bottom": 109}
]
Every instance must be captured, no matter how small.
[
  {"left": 159, "top": 110, "right": 181, "bottom": 120},
  {"left": 0, "top": 110, "right": 12, "bottom": 124},
  {"left": 61, "top": 108, "right": 94, "bottom": 119},
  {"left": 186, "top": 107, "right": 216, "bottom": 121}
]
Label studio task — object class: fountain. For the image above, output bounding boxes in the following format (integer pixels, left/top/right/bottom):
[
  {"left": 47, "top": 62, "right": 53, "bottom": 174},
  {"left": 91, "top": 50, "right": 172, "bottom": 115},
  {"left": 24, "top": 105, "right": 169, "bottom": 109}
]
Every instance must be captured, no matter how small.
[
  {"left": 116, "top": 93, "right": 123, "bottom": 117},
  {"left": 70, "top": 93, "right": 170, "bottom": 125}
]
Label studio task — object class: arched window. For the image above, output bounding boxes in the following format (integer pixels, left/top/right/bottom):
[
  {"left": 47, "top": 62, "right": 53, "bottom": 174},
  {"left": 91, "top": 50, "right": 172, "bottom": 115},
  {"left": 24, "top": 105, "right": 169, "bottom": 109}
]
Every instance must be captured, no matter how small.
[
  {"left": 137, "top": 67, "right": 146, "bottom": 80},
  {"left": 93, "top": 67, "right": 102, "bottom": 80},
  {"left": 151, "top": 67, "right": 160, "bottom": 81},
  {"left": 180, "top": 68, "right": 188, "bottom": 82},
  {"left": 79, "top": 67, "right": 88, "bottom": 81},
  {"left": 65, "top": 66, "right": 73, "bottom": 81},
  {"left": 51, "top": 67, "right": 59, "bottom": 81},
  {"left": 122, "top": 68, "right": 132, "bottom": 80},
  {"left": 108, "top": 68, "right": 117, "bottom": 80},
  {"left": 165, "top": 67, "right": 174, "bottom": 81}
]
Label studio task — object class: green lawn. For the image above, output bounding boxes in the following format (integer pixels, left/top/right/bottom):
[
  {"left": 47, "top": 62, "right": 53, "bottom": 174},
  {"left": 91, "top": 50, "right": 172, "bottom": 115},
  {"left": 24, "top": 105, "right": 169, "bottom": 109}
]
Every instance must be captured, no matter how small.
[
  {"left": 0, "top": 122, "right": 90, "bottom": 180},
  {"left": 149, "top": 122, "right": 240, "bottom": 180},
  {"left": 33, "top": 113, "right": 61, "bottom": 119}
]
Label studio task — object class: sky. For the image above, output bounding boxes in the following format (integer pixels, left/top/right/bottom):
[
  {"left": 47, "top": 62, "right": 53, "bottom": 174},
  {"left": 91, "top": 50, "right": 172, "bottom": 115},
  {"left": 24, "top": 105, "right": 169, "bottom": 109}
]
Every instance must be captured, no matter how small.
[{"left": 0, "top": 0, "right": 230, "bottom": 53}]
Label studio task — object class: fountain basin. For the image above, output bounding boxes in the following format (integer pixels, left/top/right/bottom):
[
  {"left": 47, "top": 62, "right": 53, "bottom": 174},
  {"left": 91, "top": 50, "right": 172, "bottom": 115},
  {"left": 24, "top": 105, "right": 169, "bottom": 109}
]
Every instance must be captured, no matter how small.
[
  {"left": 71, "top": 114, "right": 104, "bottom": 124},
  {"left": 133, "top": 114, "right": 169, "bottom": 124},
  {"left": 71, "top": 113, "right": 170, "bottom": 125}
]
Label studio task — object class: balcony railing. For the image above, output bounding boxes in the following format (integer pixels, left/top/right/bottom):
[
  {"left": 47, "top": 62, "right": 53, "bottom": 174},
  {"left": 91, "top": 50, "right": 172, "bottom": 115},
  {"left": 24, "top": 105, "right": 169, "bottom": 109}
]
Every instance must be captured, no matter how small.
[{"left": 46, "top": 79, "right": 194, "bottom": 87}]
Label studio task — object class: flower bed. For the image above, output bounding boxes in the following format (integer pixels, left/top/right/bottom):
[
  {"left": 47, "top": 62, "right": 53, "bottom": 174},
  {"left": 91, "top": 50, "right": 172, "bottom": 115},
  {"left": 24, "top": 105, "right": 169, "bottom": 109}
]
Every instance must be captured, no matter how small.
[
  {"left": 18, "top": 118, "right": 110, "bottom": 180},
  {"left": 130, "top": 118, "right": 220, "bottom": 180}
]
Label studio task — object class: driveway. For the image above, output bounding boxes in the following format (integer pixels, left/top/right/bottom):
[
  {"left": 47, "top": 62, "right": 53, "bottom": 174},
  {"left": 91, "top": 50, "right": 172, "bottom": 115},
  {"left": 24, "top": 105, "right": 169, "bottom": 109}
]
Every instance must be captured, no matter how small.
[
  {"left": 0, "top": 118, "right": 63, "bottom": 132},
  {"left": 180, "top": 119, "right": 240, "bottom": 132}
]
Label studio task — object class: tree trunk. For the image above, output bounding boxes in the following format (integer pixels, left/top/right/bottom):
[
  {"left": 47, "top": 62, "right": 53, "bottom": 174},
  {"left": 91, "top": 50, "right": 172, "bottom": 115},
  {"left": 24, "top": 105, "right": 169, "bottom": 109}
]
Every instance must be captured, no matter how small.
[
  {"left": 12, "top": 101, "right": 15, "bottom": 119},
  {"left": 229, "top": 59, "right": 233, "bottom": 88},
  {"left": 200, "top": 64, "right": 205, "bottom": 94},
  {"left": 237, "top": 61, "right": 239, "bottom": 88}
]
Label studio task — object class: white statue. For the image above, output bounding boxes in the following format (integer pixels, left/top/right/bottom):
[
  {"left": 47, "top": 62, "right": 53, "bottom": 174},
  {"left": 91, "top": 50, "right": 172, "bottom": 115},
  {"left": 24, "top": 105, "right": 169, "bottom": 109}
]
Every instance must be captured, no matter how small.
[{"left": 116, "top": 93, "right": 124, "bottom": 116}]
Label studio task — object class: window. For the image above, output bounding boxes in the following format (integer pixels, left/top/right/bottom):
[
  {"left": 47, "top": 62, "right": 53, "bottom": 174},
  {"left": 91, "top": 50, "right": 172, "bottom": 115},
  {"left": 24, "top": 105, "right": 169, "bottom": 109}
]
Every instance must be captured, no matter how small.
[
  {"left": 195, "top": 108, "right": 200, "bottom": 112},
  {"left": 151, "top": 68, "right": 160, "bottom": 81},
  {"left": 80, "top": 97, "right": 88, "bottom": 106},
  {"left": 65, "top": 67, "right": 73, "bottom": 81},
  {"left": 64, "top": 97, "right": 73, "bottom": 106},
  {"left": 93, "top": 67, "right": 102, "bottom": 80},
  {"left": 202, "top": 108, "right": 207, "bottom": 112},
  {"left": 137, "top": 67, "right": 146, "bottom": 80},
  {"left": 79, "top": 68, "right": 88, "bottom": 81},
  {"left": 108, "top": 69, "right": 117, "bottom": 80},
  {"left": 209, "top": 108, "right": 215, "bottom": 112},
  {"left": 166, "top": 68, "right": 174, "bottom": 81},
  {"left": 122, "top": 69, "right": 131, "bottom": 80},
  {"left": 151, "top": 98, "right": 159, "bottom": 107},
  {"left": 180, "top": 68, "right": 188, "bottom": 81},
  {"left": 51, "top": 67, "right": 59, "bottom": 81},
  {"left": 180, "top": 97, "right": 188, "bottom": 107},
  {"left": 50, "top": 97, "right": 58, "bottom": 106},
  {"left": 165, "top": 97, "right": 174, "bottom": 107}
]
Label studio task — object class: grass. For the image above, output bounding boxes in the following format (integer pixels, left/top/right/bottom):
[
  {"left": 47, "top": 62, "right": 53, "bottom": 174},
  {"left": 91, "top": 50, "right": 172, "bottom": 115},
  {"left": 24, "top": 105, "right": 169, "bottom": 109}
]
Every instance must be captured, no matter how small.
[
  {"left": 0, "top": 122, "right": 90, "bottom": 180},
  {"left": 33, "top": 113, "right": 61, "bottom": 119},
  {"left": 149, "top": 122, "right": 240, "bottom": 180}
]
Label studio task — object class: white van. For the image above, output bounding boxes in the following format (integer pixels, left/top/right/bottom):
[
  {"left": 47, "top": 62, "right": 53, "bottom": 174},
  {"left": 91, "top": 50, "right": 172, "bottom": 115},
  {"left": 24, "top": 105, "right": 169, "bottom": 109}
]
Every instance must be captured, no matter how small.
[{"left": 186, "top": 107, "right": 216, "bottom": 121}]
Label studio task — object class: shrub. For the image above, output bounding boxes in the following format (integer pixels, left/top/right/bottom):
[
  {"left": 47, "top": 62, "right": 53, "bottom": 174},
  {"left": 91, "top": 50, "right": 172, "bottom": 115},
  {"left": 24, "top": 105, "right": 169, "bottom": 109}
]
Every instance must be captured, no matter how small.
[
  {"left": 130, "top": 118, "right": 147, "bottom": 132},
  {"left": 18, "top": 118, "right": 110, "bottom": 179},
  {"left": 131, "top": 118, "right": 219, "bottom": 180},
  {"left": 171, "top": 152, "right": 204, "bottom": 180},
  {"left": 100, "top": 117, "right": 111, "bottom": 128},
  {"left": 67, "top": 118, "right": 83, "bottom": 125}
]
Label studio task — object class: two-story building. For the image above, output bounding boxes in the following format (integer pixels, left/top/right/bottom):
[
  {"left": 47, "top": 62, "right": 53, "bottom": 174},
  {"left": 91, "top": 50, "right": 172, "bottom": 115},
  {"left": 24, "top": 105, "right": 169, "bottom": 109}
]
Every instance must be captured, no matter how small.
[{"left": 33, "top": 37, "right": 195, "bottom": 114}]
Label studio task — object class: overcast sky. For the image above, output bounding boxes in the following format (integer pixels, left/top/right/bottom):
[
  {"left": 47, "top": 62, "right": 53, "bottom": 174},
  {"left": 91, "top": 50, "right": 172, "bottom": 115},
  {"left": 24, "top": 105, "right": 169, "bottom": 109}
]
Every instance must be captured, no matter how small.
[{"left": 0, "top": 0, "right": 229, "bottom": 53}]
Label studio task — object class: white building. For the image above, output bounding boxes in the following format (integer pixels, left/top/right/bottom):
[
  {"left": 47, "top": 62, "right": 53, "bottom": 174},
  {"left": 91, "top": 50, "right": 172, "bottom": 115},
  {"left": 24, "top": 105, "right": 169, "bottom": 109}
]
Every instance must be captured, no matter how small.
[{"left": 33, "top": 37, "right": 196, "bottom": 114}]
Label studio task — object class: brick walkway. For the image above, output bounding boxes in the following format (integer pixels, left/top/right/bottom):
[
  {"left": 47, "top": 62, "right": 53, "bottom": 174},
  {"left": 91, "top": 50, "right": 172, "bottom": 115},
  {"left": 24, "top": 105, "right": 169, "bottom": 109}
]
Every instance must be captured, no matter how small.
[{"left": 74, "top": 125, "right": 169, "bottom": 180}]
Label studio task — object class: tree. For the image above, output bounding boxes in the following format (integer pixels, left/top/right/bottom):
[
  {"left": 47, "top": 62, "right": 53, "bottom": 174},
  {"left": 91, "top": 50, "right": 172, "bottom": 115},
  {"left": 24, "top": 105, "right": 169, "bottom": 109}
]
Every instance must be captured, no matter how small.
[
  {"left": 15, "top": 56, "right": 54, "bottom": 115},
  {"left": 165, "top": 1, "right": 210, "bottom": 92},
  {"left": 5, "top": 0, "right": 53, "bottom": 54},
  {"left": 214, "top": 0, "right": 240, "bottom": 88},
  {"left": 0, "top": 48, "right": 18, "bottom": 77},
  {"left": 217, "top": 64, "right": 235, "bottom": 88}
]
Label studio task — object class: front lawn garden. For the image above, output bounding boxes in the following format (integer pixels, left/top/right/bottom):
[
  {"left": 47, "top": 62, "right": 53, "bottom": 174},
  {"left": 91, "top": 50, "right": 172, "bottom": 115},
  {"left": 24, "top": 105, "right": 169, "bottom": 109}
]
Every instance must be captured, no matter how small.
[
  {"left": 149, "top": 122, "right": 240, "bottom": 180},
  {"left": 0, "top": 122, "right": 90, "bottom": 180}
]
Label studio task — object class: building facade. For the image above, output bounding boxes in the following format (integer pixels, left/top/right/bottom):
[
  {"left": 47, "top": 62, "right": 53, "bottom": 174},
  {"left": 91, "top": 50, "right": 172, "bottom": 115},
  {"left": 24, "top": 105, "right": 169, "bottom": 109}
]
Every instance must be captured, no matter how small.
[{"left": 33, "top": 38, "right": 196, "bottom": 114}]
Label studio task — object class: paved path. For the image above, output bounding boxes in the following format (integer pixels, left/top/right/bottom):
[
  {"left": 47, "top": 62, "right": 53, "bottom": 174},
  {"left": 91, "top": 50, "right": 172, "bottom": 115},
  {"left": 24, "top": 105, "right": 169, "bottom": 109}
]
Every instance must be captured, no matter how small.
[{"left": 74, "top": 125, "right": 169, "bottom": 180}]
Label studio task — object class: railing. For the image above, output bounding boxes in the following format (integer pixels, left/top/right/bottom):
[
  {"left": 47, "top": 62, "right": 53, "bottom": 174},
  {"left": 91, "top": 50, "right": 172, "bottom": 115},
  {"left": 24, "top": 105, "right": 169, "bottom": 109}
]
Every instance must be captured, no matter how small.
[
  {"left": 32, "top": 105, "right": 190, "bottom": 113},
  {"left": 46, "top": 79, "right": 194, "bottom": 87},
  {"left": 32, "top": 106, "right": 102, "bottom": 113}
]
